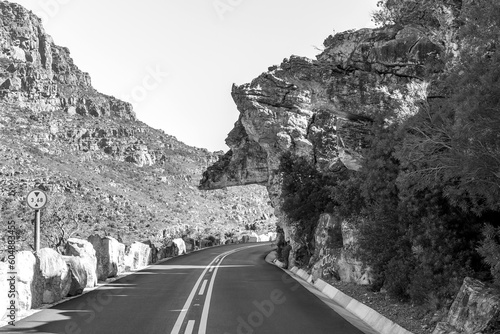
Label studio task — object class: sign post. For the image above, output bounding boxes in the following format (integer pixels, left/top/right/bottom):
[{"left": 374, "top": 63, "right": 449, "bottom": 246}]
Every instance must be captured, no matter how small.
[{"left": 26, "top": 189, "right": 48, "bottom": 253}]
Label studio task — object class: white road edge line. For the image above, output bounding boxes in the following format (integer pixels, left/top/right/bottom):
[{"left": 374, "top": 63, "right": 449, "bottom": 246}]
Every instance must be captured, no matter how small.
[
  {"left": 198, "top": 280, "right": 208, "bottom": 296},
  {"left": 184, "top": 320, "right": 195, "bottom": 334},
  {"left": 198, "top": 244, "right": 263, "bottom": 334}
]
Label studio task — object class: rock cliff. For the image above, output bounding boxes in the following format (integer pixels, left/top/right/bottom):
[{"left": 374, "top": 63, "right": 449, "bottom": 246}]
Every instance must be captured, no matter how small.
[
  {"left": 200, "top": 24, "right": 444, "bottom": 264},
  {"left": 200, "top": 24, "right": 443, "bottom": 191},
  {"left": 0, "top": 2, "right": 134, "bottom": 119}
]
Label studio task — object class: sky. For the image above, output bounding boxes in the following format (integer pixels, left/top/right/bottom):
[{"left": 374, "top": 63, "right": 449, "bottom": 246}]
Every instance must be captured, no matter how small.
[{"left": 12, "top": 0, "right": 379, "bottom": 152}]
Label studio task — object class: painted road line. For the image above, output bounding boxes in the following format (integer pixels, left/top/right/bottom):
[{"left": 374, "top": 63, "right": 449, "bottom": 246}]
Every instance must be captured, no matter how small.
[
  {"left": 208, "top": 266, "right": 214, "bottom": 273},
  {"left": 184, "top": 320, "right": 195, "bottom": 334},
  {"left": 199, "top": 280, "right": 208, "bottom": 296},
  {"left": 198, "top": 244, "right": 263, "bottom": 334},
  {"left": 170, "top": 257, "right": 218, "bottom": 334},
  {"left": 171, "top": 245, "right": 262, "bottom": 334}
]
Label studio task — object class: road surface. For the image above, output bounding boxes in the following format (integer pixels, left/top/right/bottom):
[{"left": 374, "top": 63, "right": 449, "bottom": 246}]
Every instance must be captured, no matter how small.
[{"left": 1, "top": 243, "right": 371, "bottom": 334}]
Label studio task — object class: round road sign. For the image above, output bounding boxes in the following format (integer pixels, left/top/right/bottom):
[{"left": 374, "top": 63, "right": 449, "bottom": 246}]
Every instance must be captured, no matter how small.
[{"left": 26, "top": 189, "right": 48, "bottom": 210}]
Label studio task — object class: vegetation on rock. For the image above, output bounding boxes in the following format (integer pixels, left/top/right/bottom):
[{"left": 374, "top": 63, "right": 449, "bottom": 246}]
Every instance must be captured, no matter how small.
[{"left": 276, "top": 0, "right": 500, "bottom": 316}]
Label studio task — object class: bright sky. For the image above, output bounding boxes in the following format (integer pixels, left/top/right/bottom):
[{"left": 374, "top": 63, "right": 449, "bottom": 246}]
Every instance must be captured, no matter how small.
[{"left": 12, "top": 0, "right": 379, "bottom": 152}]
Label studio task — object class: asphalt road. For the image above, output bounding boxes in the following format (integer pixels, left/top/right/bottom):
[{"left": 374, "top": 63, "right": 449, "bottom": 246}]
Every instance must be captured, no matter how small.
[{"left": 1, "top": 243, "right": 368, "bottom": 334}]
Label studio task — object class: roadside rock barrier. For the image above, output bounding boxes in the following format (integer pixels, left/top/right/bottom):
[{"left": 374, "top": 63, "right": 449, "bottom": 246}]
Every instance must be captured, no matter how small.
[
  {"left": 88, "top": 235, "right": 125, "bottom": 280},
  {"left": 15, "top": 251, "right": 43, "bottom": 311},
  {"left": 124, "top": 241, "right": 152, "bottom": 271},
  {"left": 39, "top": 248, "right": 71, "bottom": 304},
  {"left": 65, "top": 238, "right": 97, "bottom": 287},
  {"left": 0, "top": 262, "right": 9, "bottom": 321},
  {"left": 63, "top": 255, "right": 90, "bottom": 296},
  {"left": 173, "top": 238, "right": 186, "bottom": 255}
]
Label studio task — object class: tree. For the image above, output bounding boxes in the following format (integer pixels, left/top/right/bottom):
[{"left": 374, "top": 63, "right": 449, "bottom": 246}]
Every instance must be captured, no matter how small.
[
  {"left": 279, "top": 152, "right": 344, "bottom": 257},
  {"left": 372, "top": 0, "right": 462, "bottom": 28},
  {"left": 41, "top": 194, "right": 90, "bottom": 253}
]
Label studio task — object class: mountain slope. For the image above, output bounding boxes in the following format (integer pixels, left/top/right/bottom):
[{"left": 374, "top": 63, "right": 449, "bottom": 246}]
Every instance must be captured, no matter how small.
[{"left": 0, "top": 1, "right": 274, "bottom": 257}]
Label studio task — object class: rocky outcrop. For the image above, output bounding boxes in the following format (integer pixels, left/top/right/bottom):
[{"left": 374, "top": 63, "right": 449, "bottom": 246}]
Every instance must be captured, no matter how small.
[
  {"left": 15, "top": 251, "right": 43, "bottom": 311},
  {"left": 38, "top": 248, "right": 71, "bottom": 304},
  {"left": 200, "top": 24, "right": 443, "bottom": 284},
  {"left": 64, "top": 238, "right": 97, "bottom": 287},
  {"left": 200, "top": 25, "right": 441, "bottom": 191},
  {"left": 88, "top": 235, "right": 125, "bottom": 280},
  {"left": 432, "top": 277, "right": 500, "bottom": 334},
  {"left": 0, "top": 2, "right": 135, "bottom": 119}
]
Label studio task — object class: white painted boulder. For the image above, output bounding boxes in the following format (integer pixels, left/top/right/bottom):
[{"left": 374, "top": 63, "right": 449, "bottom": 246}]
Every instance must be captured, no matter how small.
[
  {"left": 0, "top": 262, "right": 10, "bottom": 322},
  {"left": 16, "top": 251, "right": 43, "bottom": 311},
  {"left": 62, "top": 256, "right": 90, "bottom": 296},
  {"left": 173, "top": 238, "right": 186, "bottom": 255},
  {"left": 124, "top": 242, "right": 152, "bottom": 271},
  {"left": 38, "top": 248, "right": 71, "bottom": 304},
  {"left": 248, "top": 232, "right": 259, "bottom": 243},
  {"left": 65, "top": 238, "right": 97, "bottom": 287},
  {"left": 88, "top": 235, "right": 126, "bottom": 280}
]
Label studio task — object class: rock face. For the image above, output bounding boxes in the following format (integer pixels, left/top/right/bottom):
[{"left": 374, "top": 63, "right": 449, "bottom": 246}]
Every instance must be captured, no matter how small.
[
  {"left": 64, "top": 238, "right": 97, "bottom": 287},
  {"left": 200, "top": 24, "right": 443, "bottom": 283},
  {"left": 15, "top": 251, "right": 43, "bottom": 311},
  {"left": 200, "top": 25, "right": 441, "bottom": 191},
  {"left": 38, "top": 248, "right": 71, "bottom": 304},
  {"left": 432, "top": 277, "right": 500, "bottom": 334},
  {"left": 88, "top": 235, "right": 125, "bottom": 280},
  {"left": 0, "top": 2, "right": 135, "bottom": 119}
]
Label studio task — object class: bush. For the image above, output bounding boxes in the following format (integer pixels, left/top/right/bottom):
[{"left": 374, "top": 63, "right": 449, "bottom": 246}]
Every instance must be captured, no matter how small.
[
  {"left": 478, "top": 224, "right": 500, "bottom": 286},
  {"left": 279, "top": 152, "right": 345, "bottom": 255}
]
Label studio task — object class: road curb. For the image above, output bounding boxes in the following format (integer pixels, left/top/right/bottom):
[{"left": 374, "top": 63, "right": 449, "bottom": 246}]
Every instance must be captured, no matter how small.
[{"left": 266, "top": 251, "right": 414, "bottom": 334}]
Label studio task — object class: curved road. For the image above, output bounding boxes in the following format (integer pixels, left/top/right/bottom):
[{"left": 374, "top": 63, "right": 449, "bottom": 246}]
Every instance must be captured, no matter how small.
[{"left": 1, "top": 243, "right": 371, "bottom": 334}]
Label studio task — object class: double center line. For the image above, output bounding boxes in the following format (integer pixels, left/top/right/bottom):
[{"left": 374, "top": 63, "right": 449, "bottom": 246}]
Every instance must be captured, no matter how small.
[{"left": 170, "top": 244, "right": 262, "bottom": 334}]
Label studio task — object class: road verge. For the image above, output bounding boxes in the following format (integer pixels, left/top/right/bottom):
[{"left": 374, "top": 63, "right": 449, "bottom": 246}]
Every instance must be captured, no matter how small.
[{"left": 265, "top": 250, "right": 414, "bottom": 334}]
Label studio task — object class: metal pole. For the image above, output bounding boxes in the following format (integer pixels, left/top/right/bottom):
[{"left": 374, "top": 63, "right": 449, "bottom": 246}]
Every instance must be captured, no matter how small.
[{"left": 34, "top": 210, "right": 40, "bottom": 253}]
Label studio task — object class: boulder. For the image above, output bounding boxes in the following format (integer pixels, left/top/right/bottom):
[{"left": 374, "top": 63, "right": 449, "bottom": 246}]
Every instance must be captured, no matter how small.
[
  {"left": 184, "top": 238, "right": 194, "bottom": 252},
  {"left": 65, "top": 238, "right": 97, "bottom": 287},
  {"left": 62, "top": 256, "right": 90, "bottom": 296},
  {"left": 173, "top": 238, "right": 186, "bottom": 255},
  {"left": 310, "top": 214, "right": 371, "bottom": 284},
  {"left": 16, "top": 251, "right": 43, "bottom": 311},
  {"left": 124, "top": 242, "right": 152, "bottom": 271},
  {"left": 142, "top": 240, "right": 158, "bottom": 264},
  {"left": 248, "top": 232, "right": 259, "bottom": 242},
  {"left": 38, "top": 248, "right": 71, "bottom": 304},
  {"left": 88, "top": 235, "right": 125, "bottom": 280},
  {"left": 157, "top": 240, "right": 175, "bottom": 260},
  {"left": 432, "top": 277, "right": 500, "bottom": 334},
  {"left": 0, "top": 262, "right": 9, "bottom": 322}
]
